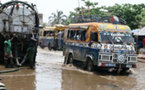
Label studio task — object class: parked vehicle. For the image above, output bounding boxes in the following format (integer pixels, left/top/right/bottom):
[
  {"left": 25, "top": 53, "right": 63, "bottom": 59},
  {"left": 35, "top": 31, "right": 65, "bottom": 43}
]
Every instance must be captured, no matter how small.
[
  {"left": 39, "top": 25, "right": 66, "bottom": 50},
  {"left": 63, "top": 22, "right": 137, "bottom": 72}
]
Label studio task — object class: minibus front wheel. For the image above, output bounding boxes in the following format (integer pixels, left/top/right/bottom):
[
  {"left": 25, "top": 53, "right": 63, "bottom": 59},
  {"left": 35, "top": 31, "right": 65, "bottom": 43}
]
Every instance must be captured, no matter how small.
[
  {"left": 86, "top": 58, "right": 94, "bottom": 71},
  {"left": 121, "top": 68, "right": 130, "bottom": 73}
]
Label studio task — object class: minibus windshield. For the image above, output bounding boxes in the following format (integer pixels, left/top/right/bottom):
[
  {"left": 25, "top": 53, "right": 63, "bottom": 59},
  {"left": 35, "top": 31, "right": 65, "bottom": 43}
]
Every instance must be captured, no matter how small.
[{"left": 100, "top": 31, "right": 134, "bottom": 45}]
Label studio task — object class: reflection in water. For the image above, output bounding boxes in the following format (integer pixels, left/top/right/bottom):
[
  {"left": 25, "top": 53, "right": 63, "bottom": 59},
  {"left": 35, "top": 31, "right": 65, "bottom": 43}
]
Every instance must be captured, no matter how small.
[
  {"left": 35, "top": 48, "right": 62, "bottom": 90},
  {"left": 62, "top": 69, "right": 121, "bottom": 90},
  {"left": 61, "top": 69, "right": 137, "bottom": 90},
  {"left": 132, "top": 62, "right": 145, "bottom": 90},
  {"left": 0, "top": 67, "right": 36, "bottom": 90},
  {"left": 0, "top": 48, "right": 144, "bottom": 90}
]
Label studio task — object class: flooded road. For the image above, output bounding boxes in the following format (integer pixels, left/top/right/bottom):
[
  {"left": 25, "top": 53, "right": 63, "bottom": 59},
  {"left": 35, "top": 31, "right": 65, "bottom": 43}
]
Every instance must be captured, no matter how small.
[{"left": 0, "top": 47, "right": 145, "bottom": 90}]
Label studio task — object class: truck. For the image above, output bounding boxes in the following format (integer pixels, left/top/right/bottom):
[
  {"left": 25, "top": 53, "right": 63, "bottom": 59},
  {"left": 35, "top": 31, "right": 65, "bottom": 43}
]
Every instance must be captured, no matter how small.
[{"left": 0, "top": 1, "right": 39, "bottom": 66}]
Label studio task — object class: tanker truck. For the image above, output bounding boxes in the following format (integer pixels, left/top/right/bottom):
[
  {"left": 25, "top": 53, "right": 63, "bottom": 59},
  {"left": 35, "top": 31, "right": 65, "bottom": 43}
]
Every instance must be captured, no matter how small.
[{"left": 0, "top": 0, "right": 39, "bottom": 68}]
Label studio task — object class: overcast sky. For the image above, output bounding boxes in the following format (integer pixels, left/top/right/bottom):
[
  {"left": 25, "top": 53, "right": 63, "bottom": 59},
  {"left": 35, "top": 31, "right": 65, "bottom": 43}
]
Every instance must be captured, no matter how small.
[{"left": 1, "top": 0, "right": 145, "bottom": 23}]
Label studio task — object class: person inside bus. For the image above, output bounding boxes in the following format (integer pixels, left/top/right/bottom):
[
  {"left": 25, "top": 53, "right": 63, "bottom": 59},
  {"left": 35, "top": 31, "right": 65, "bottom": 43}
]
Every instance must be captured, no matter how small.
[
  {"left": 76, "top": 34, "right": 81, "bottom": 40},
  {"left": 74, "top": 31, "right": 81, "bottom": 40},
  {"left": 73, "top": 31, "right": 78, "bottom": 40},
  {"left": 46, "top": 32, "right": 49, "bottom": 37},
  {"left": 80, "top": 30, "right": 86, "bottom": 41}
]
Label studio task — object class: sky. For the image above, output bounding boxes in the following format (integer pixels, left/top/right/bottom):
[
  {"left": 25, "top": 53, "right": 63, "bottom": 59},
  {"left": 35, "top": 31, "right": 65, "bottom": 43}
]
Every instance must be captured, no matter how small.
[{"left": 1, "top": 0, "right": 145, "bottom": 23}]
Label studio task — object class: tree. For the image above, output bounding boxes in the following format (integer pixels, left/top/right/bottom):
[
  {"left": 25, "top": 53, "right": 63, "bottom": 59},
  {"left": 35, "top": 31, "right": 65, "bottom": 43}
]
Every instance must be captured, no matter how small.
[
  {"left": 67, "top": 2, "right": 145, "bottom": 29},
  {"left": 81, "top": 0, "right": 98, "bottom": 16},
  {"left": 106, "top": 4, "right": 145, "bottom": 29},
  {"left": 48, "top": 10, "right": 67, "bottom": 26},
  {"left": 138, "top": 10, "right": 145, "bottom": 27}
]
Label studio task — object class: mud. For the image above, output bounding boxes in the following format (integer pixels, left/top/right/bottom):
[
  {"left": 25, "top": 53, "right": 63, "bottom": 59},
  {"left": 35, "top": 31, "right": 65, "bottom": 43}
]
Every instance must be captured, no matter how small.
[{"left": 0, "top": 47, "right": 144, "bottom": 90}]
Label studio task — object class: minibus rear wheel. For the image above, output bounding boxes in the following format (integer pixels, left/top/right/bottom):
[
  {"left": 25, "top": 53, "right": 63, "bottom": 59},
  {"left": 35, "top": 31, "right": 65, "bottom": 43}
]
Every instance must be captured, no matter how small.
[
  {"left": 68, "top": 54, "right": 74, "bottom": 64},
  {"left": 39, "top": 42, "right": 44, "bottom": 48},
  {"left": 87, "top": 59, "right": 94, "bottom": 71},
  {"left": 48, "top": 43, "right": 52, "bottom": 50}
]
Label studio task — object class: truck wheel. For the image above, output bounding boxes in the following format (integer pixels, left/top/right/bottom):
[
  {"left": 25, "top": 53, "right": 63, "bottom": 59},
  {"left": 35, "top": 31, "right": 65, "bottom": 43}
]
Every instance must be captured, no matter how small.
[
  {"left": 48, "top": 43, "right": 52, "bottom": 50},
  {"left": 87, "top": 59, "right": 94, "bottom": 71}
]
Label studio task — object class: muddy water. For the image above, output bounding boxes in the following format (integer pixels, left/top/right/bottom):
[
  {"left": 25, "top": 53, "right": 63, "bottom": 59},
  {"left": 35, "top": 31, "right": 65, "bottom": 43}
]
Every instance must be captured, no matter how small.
[{"left": 0, "top": 48, "right": 144, "bottom": 90}]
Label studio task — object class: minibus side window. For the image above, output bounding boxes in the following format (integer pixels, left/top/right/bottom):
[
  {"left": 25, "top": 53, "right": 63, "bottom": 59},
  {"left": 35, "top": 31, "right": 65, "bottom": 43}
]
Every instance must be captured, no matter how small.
[
  {"left": 80, "top": 30, "right": 86, "bottom": 41},
  {"left": 44, "top": 31, "right": 47, "bottom": 36},
  {"left": 44, "top": 31, "right": 54, "bottom": 37},
  {"left": 74, "top": 30, "right": 82, "bottom": 40},
  {"left": 70, "top": 30, "right": 75, "bottom": 40},
  {"left": 67, "top": 30, "right": 86, "bottom": 41},
  {"left": 67, "top": 30, "right": 75, "bottom": 40},
  {"left": 90, "top": 32, "right": 98, "bottom": 42},
  {"left": 44, "top": 31, "right": 50, "bottom": 36}
]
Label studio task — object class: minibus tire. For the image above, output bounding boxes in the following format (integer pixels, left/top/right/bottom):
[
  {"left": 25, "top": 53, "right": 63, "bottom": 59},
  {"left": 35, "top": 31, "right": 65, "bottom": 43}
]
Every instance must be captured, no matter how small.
[
  {"left": 121, "top": 68, "right": 129, "bottom": 73},
  {"left": 68, "top": 54, "right": 73, "bottom": 64},
  {"left": 48, "top": 43, "right": 52, "bottom": 50},
  {"left": 39, "top": 44, "right": 44, "bottom": 49},
  {"left": 87, "top": 59, "right": 94, "bottom": 71}
]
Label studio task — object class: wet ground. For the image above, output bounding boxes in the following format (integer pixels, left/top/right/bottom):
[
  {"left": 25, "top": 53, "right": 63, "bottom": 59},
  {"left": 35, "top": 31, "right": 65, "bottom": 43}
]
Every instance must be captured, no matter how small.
[{"left": 0, "top": 47, "right": 145, "bottom": 90}]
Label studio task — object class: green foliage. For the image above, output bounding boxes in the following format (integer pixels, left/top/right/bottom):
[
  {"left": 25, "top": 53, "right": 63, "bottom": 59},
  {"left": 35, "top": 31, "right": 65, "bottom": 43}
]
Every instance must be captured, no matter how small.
[
  {"left": 105, "top": 4, "right": 145, "bottom": 29},
  {"left": 137, "top": 10, "right": 145, "bottom": 27},
  {"left": 67, "top": 1, "right": 145, "bottom": 29},
  {"left": 82, "top": 0, "right": 98, "bottom": 8},
  {"left": 48, "top": 10, "right": 67, "bottom": 26},
  {"left": 47, "top": 1, "right": 145, "bottom": 29}
]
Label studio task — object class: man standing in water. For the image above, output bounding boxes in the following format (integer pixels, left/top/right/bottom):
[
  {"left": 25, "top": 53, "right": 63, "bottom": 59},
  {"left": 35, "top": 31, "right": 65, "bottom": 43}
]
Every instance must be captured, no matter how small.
[
  {"left": 26, "top": 31, "right": 37, "bottom": 69},
  {"left": 20, "top": 30, "right": 37, "bottom": 69},
  {"left": 4, "top": 35, "right": 13, "bottom": 68}
]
